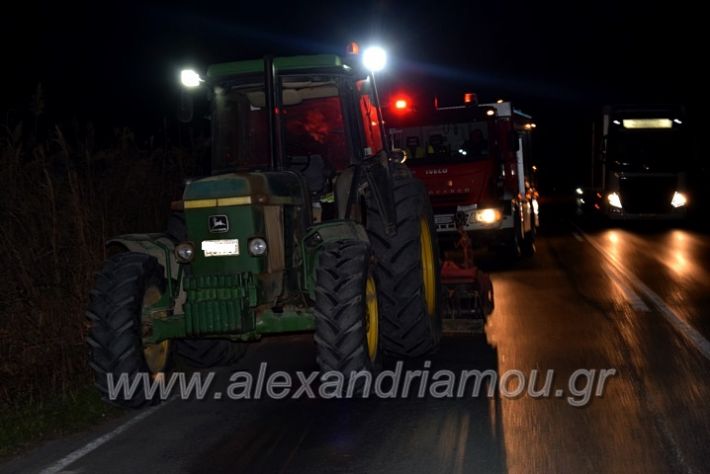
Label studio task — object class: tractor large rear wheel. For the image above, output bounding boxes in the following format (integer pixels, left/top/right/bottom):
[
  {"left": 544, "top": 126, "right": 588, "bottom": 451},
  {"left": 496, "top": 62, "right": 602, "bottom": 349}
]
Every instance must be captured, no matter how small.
[
  {"left": 87, "top": 252, "right": 172, "bottom": 408},
  {"left": 313, "top": 240, "right": 380, "bottom": 376},
  {"left": 366, "top": 167, "right": 442, "bottom": 357}
]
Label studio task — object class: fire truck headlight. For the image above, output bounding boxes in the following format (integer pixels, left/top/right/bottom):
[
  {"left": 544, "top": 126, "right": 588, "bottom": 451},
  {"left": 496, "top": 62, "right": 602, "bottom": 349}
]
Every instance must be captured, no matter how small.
[
  {"left": 607, "top": 192, "right": 623, "bottom": 209},
  {"left": 472, "top": 209, "right": 502, "bottom": 224},
  {"left": 671, "top": 191, "right": 687, "bottom": 208}
]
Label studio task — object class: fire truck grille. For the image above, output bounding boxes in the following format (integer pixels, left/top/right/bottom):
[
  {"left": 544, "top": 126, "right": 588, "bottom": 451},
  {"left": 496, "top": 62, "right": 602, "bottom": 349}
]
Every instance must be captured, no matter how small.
[{"left": 429, "top": 194, "right": 470, "bottom": 209}]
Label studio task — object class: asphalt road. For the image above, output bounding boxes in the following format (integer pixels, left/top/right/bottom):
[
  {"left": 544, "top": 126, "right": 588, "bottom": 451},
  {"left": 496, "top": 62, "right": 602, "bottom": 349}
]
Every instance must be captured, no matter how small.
[{"left": 3, "top": 213, "right": 710, "bottom": 474}]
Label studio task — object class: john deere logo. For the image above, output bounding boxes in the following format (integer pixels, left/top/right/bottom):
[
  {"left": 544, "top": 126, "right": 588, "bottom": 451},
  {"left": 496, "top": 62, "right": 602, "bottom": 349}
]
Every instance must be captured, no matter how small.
[{"left": 208, "top": 215, "right": 229, "bottom": 233}]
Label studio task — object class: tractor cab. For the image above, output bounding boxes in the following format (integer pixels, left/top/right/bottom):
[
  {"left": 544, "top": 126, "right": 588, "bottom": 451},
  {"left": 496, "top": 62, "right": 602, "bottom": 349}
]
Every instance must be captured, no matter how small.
[{"left": 204, "top": 57, "right": 385, "bottom": 223}]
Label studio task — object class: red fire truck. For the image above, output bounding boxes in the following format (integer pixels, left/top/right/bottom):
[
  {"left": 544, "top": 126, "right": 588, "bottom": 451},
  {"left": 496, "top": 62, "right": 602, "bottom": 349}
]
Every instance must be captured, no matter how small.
[{"left": 388, "top": 96, "right": 539, "bottom": 259}]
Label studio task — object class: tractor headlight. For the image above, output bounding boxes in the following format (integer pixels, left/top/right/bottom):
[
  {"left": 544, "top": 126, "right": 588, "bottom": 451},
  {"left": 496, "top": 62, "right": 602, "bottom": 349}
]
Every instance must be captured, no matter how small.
[
  {"left": 175, "top": 242, "right": 195, "bottom": 262},
  {"left": 362, "top": 46, "right": 387, "bottom": 72},
  {"left": 607, "top": 192, "right": 622, "bottom": 209},
  {"left": 248, "top": 238, "right": 268, "bottom": 256},
  {"left": 180, "top": 69, "right": 203, "bottom": 88},
  {"left": 471, "top": 208, "right": 502, "bottom": 224},
  {"left": 671, "top": 191, "right": 687, "bottom": 208}
]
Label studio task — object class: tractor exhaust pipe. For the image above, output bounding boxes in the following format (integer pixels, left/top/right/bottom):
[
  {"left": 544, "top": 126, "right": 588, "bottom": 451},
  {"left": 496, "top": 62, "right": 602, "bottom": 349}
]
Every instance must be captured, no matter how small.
[{"left": 264, "top": 55, "right": 284, "bottom": 170}]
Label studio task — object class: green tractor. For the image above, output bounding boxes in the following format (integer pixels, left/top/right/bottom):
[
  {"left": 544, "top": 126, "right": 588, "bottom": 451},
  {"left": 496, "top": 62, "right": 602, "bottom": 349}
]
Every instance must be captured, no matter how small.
[{"left": 87, "top": 49, "right": 442, "bottom": 407}]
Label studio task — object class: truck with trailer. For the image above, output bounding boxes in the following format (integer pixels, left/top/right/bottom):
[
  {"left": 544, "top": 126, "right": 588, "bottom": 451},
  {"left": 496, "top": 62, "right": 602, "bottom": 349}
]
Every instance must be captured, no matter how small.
[{"left": 577, "top": 104, "right": 690, "bottom": 220}]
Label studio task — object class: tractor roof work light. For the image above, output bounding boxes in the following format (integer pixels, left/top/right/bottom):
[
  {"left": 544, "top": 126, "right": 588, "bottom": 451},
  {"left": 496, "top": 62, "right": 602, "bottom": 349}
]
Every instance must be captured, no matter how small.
[
  {"left": 362, "top": 46, "right": 387, "bottom": 72},
  {"left": 180, "top": 69, "right": 203, "bottom": 88}
]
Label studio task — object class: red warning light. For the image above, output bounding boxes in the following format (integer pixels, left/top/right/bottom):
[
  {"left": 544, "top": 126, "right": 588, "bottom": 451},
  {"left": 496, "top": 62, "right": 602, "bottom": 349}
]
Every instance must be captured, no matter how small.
[
  {"left": 394, "top": 99, "right": 408, "bottom": 110},
  {"left": 346, "top": 42, "right": 360, "bottom": 55},
  {"left": 463, "top": 92, "right": 476, "bottom": 104}
]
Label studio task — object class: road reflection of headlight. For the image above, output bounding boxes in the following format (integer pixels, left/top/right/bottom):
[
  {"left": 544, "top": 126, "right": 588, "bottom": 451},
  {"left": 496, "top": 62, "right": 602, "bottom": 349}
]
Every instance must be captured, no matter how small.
[
  {"left": 671, "top": 191, "right": 687, "bottom": 208},
  {"left": 471, "top": 208, "right": 502, "bottom": 224},
  {"left": 607, "top": 192, "right": 622, "bottom": 209}
]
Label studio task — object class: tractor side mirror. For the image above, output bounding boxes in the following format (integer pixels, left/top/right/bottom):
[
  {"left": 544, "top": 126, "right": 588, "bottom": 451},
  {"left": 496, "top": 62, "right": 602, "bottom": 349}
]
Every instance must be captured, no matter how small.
[{"left": 177, "top": 90, "right": 194, "bottom": 123}]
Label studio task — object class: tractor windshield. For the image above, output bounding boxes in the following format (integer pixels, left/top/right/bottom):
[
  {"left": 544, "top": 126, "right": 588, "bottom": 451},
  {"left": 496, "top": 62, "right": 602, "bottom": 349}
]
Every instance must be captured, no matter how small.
[{"left": 212, "top": 77, "right": 352, "bottom": 173}]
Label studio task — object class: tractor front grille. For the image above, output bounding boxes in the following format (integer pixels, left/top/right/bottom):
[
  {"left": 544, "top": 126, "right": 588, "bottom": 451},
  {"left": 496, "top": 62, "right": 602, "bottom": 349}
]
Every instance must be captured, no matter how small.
[{"left": 183, "top": 273, "right": 257, "bottom": 335}]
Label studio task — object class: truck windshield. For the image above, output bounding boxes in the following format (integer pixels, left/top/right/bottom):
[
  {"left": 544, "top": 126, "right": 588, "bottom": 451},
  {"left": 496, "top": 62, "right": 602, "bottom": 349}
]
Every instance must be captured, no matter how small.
[
  {"left": 607, "top": 128, "right": 687, "bottom": 172},
  {"left": 391, "top": 122, "right": 490, "bottom": 163},
  {"left": 212, "top": 77, "right": 351, "bottom": 173}
]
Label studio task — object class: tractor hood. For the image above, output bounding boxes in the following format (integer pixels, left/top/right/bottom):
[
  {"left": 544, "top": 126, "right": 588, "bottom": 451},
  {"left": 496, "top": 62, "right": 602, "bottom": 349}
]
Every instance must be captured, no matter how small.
[
  {"left": 408, "top": 160, "right": 497, "bottom": 211},
  {"left": 184, "top": 172, "right": 307, "bottom": 206},
  {"left": 182, "top": 171, "right": 310, "bottom": 306}
]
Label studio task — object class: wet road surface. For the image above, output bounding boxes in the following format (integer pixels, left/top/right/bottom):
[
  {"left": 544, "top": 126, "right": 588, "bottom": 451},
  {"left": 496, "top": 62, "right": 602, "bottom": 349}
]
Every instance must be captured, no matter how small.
[{"left": 3, "top": 213, "right": 710, "bottom": 473}]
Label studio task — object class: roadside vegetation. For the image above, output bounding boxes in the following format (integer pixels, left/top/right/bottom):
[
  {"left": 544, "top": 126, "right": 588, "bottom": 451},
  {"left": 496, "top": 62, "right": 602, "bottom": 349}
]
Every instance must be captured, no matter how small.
[{"left": 0, "top": 86, "right": 200, "bottom": 455}]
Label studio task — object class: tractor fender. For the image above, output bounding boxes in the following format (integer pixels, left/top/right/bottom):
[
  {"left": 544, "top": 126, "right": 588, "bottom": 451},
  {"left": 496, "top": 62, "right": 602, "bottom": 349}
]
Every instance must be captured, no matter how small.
[
  {"left": 107, "top": 233, "right": 179, "bottom": 281},
  {"left": 305, "top": 220, "right": 370, "bottom": 247}
]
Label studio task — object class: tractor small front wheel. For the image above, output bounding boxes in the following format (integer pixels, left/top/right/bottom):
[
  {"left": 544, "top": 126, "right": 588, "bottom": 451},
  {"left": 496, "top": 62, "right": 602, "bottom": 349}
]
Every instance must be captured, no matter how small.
[{"left": 87, "top": 252, "right": 172, "bottom": 408}]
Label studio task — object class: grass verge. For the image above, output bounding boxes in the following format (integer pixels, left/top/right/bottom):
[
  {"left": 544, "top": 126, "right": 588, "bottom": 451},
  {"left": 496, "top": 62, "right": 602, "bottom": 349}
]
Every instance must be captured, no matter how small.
[{"left": 0, "top": 385, "right": 125, "bottom": 460}]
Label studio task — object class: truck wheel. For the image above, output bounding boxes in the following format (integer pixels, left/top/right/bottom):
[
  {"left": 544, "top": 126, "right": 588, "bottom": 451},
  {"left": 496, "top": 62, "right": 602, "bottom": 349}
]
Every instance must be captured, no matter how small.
[
  {"left": 503, "top": 209, "right": 524, "bottom": 260},
  {"left": 522, "top": 227, "right": 536, "bottom": 257},
  {"left": 176, "top": 339, "right": 247, "bottom": 368},
  {"left": 478, "top": 272, "right": 495, "bottom": 316},
  {"left": 366, "top": 168, "right": 442, "bottom": 357},
  {"left": 87, "top": 252, "right": 172, "bottom": 408},
  {"left": 314, "top": 240, "right": 381, "bottom": 376}
]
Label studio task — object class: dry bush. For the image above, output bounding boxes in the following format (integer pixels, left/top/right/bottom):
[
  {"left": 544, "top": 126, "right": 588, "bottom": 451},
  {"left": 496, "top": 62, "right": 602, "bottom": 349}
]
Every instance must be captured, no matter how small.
[{"left": 0, "top": 121, "right": 197, "bottom": 406}]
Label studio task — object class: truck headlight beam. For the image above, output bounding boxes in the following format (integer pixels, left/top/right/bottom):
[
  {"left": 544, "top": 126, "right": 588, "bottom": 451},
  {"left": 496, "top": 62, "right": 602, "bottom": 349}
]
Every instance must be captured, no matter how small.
[
  {"left": 607, "top": 192, "right": 622, "bottom": 209},
  {"left": 671, "top": 191, "right": 687, "bottom": 208}
]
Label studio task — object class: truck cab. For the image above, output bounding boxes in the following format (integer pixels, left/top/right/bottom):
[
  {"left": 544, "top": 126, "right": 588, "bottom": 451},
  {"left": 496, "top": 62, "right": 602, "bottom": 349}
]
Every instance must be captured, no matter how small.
[{"left": 579, "top": 105, "right": 689, "bottom": 220}]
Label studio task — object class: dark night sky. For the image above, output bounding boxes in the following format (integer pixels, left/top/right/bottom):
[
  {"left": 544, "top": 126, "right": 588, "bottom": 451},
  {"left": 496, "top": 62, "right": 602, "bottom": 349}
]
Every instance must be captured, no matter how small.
[{"left": 2, "top": 0, "right": 706, "bottom": 188}]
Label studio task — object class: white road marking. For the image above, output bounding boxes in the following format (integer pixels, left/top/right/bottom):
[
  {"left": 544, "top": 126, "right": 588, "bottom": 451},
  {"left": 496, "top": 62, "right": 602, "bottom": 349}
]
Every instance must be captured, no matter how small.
[
  {"left": 39, "top": 399, "right": 172, "bottom": 474},
  {"left": 577, "top": 227, "right": 710, "bottom": 362},
  {"left": 606, "top": 265, "right": 651, "bottom": 312}
]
